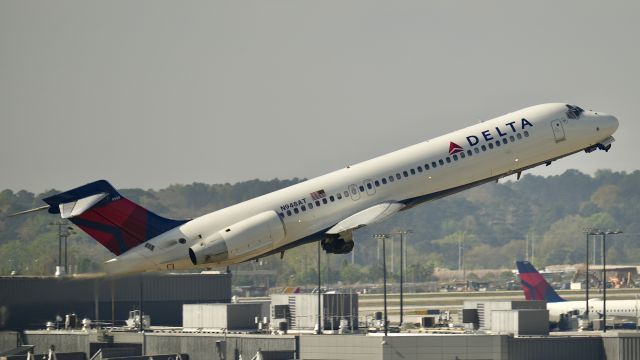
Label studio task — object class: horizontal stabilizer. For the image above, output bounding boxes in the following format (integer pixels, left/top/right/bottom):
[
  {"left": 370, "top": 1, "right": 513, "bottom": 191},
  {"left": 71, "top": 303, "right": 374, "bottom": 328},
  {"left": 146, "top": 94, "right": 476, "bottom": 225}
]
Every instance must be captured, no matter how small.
[{"left": 327, "top": 202, "right": 405, "bottom": 234}]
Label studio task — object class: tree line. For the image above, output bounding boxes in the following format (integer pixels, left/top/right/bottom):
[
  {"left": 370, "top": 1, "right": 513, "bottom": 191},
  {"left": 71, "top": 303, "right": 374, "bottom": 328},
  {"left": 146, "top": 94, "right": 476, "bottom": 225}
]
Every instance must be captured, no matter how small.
[{"left": 0, "top": 170, "right": 637, "bottom": 286}]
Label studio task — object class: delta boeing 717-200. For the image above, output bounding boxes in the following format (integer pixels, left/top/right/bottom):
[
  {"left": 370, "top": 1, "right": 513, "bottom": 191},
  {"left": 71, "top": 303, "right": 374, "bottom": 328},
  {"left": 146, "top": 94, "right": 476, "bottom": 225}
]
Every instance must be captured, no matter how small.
[{"left": 13, "top": 103, "right": 618, "bottom": 275}]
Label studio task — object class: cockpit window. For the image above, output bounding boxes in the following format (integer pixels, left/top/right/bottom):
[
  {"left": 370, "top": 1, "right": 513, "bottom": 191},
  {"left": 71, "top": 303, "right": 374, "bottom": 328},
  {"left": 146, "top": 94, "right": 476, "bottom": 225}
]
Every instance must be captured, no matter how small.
[{"left": 566, "top": 104, "right": 584, "bottom": 119}]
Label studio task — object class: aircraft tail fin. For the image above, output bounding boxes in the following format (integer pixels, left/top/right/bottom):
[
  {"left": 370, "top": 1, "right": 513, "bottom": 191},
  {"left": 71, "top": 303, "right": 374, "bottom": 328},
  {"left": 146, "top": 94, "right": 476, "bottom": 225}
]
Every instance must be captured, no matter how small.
[
  {"left": 516, "top": 260, "right": 566, "bottom": 303},
  {"left": 43, "top": 180, "right": 187, "bottom": 255}
]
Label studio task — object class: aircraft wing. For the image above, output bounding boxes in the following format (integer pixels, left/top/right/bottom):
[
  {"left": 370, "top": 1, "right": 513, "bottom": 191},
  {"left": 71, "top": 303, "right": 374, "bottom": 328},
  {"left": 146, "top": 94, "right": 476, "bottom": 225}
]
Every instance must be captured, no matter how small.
[{"left": 326, "top": 202, "right": 405, "bottom": 234}]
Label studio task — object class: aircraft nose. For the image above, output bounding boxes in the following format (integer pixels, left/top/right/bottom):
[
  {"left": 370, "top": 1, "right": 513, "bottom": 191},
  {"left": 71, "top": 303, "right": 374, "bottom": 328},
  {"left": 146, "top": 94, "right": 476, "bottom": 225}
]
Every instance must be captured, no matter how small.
[{"left": 603, "top": 115, "right": 619, "bottom": 135}]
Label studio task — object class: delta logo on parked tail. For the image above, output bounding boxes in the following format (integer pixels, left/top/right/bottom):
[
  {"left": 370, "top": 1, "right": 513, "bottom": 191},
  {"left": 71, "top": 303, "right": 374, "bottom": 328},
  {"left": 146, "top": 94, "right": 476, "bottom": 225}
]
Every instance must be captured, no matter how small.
[
  {"left": 449, "top": 142, "right": 464, "bottom": 155},
  {"left": 516, "top": 261, "right": 566, "bottom": 303}
]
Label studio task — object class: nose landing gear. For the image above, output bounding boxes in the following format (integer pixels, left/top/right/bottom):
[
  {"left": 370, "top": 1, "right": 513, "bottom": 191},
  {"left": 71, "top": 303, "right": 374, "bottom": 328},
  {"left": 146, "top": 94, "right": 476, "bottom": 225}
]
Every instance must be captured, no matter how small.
[{"left": 585, "top": 136, "right": 615, "bottom": 153}]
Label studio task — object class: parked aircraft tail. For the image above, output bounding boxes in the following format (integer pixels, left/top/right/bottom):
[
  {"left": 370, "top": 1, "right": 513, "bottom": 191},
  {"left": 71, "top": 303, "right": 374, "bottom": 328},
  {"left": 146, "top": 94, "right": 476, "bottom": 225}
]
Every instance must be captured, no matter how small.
[
  {"left": 516, "top": 260, "right": 566, "bottom": 303},
  {"left": 43, "top": 180, "right": 187, "bottom": 255}
]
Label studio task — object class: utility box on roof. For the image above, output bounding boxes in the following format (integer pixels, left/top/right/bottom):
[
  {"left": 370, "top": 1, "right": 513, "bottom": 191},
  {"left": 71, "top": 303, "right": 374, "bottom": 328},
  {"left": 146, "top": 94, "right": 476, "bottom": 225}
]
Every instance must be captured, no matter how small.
[
  {"left": 464, "top": 300, "right": 546, "bottom": 331},
  {"left": 270, "top": 293, "right": 358, "bottom": 331},
  {"left": 183, "top": 303, "right": 263, "bottom": 330},
  {"left": 491, "top": 309, "right": 549, "bottom": 335}
]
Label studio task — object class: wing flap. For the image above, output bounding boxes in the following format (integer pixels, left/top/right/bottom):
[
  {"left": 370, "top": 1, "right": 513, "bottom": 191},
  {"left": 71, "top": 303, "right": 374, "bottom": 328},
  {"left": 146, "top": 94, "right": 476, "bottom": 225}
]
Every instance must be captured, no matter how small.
[{"left": 326, "top": 202, "right": 405, "bottom": 234}]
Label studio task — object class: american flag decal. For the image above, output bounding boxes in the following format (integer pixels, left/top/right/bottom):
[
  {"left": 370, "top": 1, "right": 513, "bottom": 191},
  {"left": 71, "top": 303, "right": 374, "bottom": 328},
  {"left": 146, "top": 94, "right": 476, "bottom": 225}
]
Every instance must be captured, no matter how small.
[{"left": 310, "top": 189, "right": 327, "bottom": 200}]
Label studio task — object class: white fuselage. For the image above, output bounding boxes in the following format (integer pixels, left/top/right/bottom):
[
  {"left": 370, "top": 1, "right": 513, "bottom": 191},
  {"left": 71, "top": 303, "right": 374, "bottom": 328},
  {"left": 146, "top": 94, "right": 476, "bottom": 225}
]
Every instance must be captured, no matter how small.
[
  {"left": 105, "top": 103, "right": 618, "bottom": 275},
  {"left": 549, "top": 299, "right": 640, "bottom": 323}
]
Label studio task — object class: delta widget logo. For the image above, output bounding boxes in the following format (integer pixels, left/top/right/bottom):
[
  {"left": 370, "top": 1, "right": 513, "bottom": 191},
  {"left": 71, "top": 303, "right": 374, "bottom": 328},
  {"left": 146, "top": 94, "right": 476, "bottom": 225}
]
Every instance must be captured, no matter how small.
[{"left": 449, "top": 142, "right": 464, "bottom": 155}]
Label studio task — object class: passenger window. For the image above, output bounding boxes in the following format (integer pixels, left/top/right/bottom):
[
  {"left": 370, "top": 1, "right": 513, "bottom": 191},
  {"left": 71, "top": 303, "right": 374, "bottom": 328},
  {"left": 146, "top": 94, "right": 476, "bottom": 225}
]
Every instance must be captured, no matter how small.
[
  {"left": 524, "top": 131, "right": 530, "bottom": 137},
  {"left": 467, "top": 150, "right": 472, "bottom": 156},
  {"left": 367, "top": 183, "right": 373, "bottom": 190},
  {"left": 516, "top": 133, "right": 522, "bottom": 140},
  {"left": 294, "top": 208, "right": 299, "bottom": 214},
  {"left": 439, "top": 159, "right": 444, "bottom": 165},
  {"left": 337, "top": 193, "right": 342, "bottom": 199},
  {"left": 389, "top": 176, "right": 394, "bottom": 182},
  {"left": 322, "top": 198, "right": 328, "bottom": 204},
  {"left": 453, "top": 154, "right": 458, "bottom": 161},
  {"left": 374, "top": 180, "right": 380, "bottom": 187},
  {"left": 359, "top": 185, "right": 365, "bottom": 192},
  {"left": 344, "top": 191, "right": 349, "bottom": 197},
  {"left": 460, "top": 152, "right": 465, "bottom": 158},
  {"left": 315, "top": 200, "right": 321, "bottom": 206},
  {"left": 286, "top": 210, "right": 292, "bottom": 216},
  {"left": 503, "top": 138, "right": 508, "bottom": 144},
  {"left": 488, "top": 143, "right": 494, "bottom": 149},
  {"left": 446, "top": 157, "right": 451, "bottom": 163},
  {"left": 308, "top": 203, "right": 313, "bottom": 209},
  {"left": 403, "top": 171, "right": 408, "bottom": 177},
  {"left": 509, "top": 135, "right": 515, "bottom": 142},
  {"left": 395, "top": 173, "right": 401, "bottom": 180},
  {"left": 351, "top": 187, "right": 357, "bottom": 195},
  {"left": 495, "top": 140, "right": 501, "bottom": 147},
  {"left": 410, "top": 169, "right": 416, "bottom": 175},
  {"left": 301, "top": 205, "right": 306, "bottom": 211},
  {"left": 417, "top": 166, "right": 423, "bottom": 172},
  {"left": 432, "top": 161, "right": 437, "bottom": 168},
  {"left": 330, "top": 195, "right": 335, "bottom": 202},
  {"left": 474, "top": 148, "right": 480, "bottom": 154},
  {"left": 382, "top": 178, "right": 387, "bottom": 184},
  {"left": 481, "top": 145, "right": 487, "bottom": 151},
  {"left": 426, "top": 163, "right": 431, "bottom": 170}
]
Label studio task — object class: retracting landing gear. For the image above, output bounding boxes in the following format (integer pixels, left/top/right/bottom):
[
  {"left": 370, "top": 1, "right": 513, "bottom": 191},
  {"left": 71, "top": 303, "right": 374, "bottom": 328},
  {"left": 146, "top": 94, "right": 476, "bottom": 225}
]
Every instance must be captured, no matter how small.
[
  {"left": 321, "top": 230, "right": 355, "bottom": 254},
  {"left": 586, "top": 136, "right": 615, "bottom": 153}
]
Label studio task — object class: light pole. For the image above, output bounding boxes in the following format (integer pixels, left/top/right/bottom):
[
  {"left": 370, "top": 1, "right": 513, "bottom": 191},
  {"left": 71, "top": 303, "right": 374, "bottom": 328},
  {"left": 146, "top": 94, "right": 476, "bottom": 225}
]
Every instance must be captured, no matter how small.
[
  {"left": 584, "top": 228, "right": 603, "bottom": 319},
  {"left": 316, "top": 240, "right": 322, "bottom": 334},
  {"left": 63, "top": 227, "right": 75, "bottom": 274},
  {"left": 587, "top": 229, "right": 623, "bottom": 332},
  {"left": 50, "top": 221, "right": 68, "bottom": 276},
  {"left": 584, "top": 229, "right": 592, "bottom": 318},
  {"left": 602, "top": 230, "right": 623, "bottom": 332},
  {"left": 375, "top": 234, "right": 390, "bottom": 336},
  {"left": 395, "top": 230, "right": 411, "bottom": 326}
]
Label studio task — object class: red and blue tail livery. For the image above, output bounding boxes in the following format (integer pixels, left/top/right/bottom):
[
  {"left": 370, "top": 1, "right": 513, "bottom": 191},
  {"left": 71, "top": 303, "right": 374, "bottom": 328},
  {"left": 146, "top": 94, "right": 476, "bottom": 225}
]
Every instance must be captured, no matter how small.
[
  {"left": 516, "top": 261, "right": 566, "bottom": 303},
  {"left": 43, "top": 180, "right": 187, "bottom": 256}
]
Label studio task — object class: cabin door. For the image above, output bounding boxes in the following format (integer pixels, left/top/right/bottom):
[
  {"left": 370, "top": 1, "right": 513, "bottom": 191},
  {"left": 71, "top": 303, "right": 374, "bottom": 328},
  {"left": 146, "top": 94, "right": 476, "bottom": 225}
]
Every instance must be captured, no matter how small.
[{"left": 550, "top": 119, "right": 566, "bottom": 142}]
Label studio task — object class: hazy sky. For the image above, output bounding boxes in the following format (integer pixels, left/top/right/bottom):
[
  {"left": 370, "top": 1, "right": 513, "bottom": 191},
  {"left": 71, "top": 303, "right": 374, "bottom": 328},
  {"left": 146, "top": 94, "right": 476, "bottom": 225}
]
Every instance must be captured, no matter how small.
[{"left": 1, "top": 1, "right": 638, "bottom": 193}]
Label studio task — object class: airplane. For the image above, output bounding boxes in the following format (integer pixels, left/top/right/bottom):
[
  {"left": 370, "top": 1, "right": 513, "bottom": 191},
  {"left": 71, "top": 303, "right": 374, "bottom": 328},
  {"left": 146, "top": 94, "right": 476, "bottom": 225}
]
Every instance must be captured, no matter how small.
[
  {"left": 516, "top": 261, "right": 639, "bottom": 323},
  {"left": 12, "top": 103, "right": 618, "bottom": 276}
]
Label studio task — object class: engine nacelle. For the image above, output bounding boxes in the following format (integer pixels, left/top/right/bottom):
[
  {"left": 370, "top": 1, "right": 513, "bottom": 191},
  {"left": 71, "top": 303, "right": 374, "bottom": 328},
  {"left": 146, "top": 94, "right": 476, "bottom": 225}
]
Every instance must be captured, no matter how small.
[
  {"left": 189, "top": 210, "right": 286, "bottom": 265},
  {"left": 321, "top": 236, "right": 354, "bottom": 254}
]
